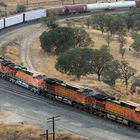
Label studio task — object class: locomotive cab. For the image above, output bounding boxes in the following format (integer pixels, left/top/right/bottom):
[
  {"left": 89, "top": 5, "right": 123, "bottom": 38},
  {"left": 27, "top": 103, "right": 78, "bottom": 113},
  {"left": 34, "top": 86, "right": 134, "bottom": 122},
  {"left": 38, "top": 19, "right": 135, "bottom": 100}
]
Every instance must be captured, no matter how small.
[
  {"left": 134, "top": 107, "right": 140, "bottom": 125},
  {"left": 135, "top": 107, "right": 140, "bottom": 114}
]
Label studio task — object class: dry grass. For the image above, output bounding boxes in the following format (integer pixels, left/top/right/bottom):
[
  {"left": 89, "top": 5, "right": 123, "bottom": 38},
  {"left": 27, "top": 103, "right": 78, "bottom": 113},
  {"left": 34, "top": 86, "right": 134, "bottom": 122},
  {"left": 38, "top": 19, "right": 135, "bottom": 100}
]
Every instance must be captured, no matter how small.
[
  {"left": 5, "top": 43, "right": 21, "bottom": 65},
  {"left": 0, "top": 124, "right": 89, "bottom": 140},
  {"left": 0, "top": 111, "right": 22, "bottom": 124},
  {"left": 0, "top": 124, "right": 42, "bottom": 140},
  {"left": 55, "top": 131, "right": 89, "bottom": 140},
  {"left": 0, "top": 112, "right": 89, "bottom": 140}
]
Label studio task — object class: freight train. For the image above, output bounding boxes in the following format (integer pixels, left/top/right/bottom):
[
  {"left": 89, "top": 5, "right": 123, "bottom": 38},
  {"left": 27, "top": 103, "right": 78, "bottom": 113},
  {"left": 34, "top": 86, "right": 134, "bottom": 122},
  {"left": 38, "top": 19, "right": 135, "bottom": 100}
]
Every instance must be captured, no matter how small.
[
  {"left": 0, "top": 57, "right": 140, "bottom": 129},
  {"left": 0, "top": 0, "right": 140, "bottom": 30}
]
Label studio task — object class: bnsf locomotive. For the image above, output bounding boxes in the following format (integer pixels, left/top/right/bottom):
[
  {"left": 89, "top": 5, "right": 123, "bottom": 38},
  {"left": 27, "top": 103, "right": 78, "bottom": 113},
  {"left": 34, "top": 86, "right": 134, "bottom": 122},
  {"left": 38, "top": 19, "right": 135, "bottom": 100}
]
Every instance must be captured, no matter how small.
[{"left": 0, "top": 56, "right": 140, "bottom": 129}]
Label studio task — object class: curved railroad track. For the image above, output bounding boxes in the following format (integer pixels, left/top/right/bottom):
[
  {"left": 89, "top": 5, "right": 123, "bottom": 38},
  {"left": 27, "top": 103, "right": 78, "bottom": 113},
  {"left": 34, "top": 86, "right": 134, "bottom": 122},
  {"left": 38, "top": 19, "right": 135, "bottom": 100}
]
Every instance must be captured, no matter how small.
[{"left": 20, "top": 24, "right": 44, "bottom": 72}]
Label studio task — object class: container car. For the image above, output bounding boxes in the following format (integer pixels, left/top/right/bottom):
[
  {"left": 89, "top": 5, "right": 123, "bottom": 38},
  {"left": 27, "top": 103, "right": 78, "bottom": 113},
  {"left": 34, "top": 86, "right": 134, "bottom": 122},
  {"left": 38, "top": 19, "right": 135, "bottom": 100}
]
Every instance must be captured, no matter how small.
[
  {"left": 0, "top": 19, "right": 4, "bottom": 29},
  {"left": 5, "top": 14, "right": 23, "bottom": 27},
  {"left": 24, "top": 9, "right": 47, "bottom": 21}
]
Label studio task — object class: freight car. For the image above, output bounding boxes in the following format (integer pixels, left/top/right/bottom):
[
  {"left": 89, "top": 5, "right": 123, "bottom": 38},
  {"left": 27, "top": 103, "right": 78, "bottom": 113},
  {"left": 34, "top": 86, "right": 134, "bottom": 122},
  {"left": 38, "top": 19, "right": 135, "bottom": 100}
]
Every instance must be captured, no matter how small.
[
  {"left": 86, "top": 1, "right": 137, "bottom": 11},
  {"left": 1, "top": 0, "right": 140, "bottom": 30},
  {"left": 0, "top": 57, "right": 140, "bottom": 129}
]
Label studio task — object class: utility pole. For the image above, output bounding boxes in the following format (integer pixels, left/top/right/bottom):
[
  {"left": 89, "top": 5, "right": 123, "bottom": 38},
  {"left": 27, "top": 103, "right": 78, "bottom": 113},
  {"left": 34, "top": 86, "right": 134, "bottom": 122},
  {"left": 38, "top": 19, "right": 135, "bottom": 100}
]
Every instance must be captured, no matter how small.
[
  {"left": 47, "top": 115, "right": 60, "bottom": 140},
  {"left": 46, "top": 129, "right": 48, "bottom": 140}
]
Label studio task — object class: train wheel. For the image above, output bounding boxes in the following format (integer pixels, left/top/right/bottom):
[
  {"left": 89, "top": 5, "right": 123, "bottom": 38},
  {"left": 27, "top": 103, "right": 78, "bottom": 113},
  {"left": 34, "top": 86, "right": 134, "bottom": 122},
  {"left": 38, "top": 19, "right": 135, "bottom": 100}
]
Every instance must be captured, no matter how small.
[
  {"left": 128, "top": 122, "right": 137, "bottom": 129},
  {"left": 103, "top": 113, "right": 107, "bottom": 119}
]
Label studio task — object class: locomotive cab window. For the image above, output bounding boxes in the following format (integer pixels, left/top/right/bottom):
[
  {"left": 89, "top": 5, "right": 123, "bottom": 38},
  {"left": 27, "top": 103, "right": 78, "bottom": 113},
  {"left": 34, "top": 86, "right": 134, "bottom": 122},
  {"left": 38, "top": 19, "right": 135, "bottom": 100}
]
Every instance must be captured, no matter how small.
[{"left": 135, "top": 107, "right": 140, "bottom": 114}]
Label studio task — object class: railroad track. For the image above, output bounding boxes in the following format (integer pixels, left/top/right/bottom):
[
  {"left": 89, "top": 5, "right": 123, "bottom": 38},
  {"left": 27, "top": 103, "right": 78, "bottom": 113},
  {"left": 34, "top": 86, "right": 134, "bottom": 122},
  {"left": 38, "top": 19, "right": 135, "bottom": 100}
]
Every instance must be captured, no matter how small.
[
  {"left": 0, "top": 78, "right": 138, "bottom": 131},
  {"left": 0, "top": 81, "right": 53, "bottom": 105},
  {"left": 0, "top": 79, "right": 79, "bottom": 111}
]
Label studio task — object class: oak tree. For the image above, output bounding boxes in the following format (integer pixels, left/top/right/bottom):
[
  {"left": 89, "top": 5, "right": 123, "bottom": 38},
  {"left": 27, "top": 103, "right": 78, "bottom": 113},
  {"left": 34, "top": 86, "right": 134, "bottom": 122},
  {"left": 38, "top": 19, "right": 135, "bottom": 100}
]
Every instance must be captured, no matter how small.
[
  {"left": 42, "top": 11, "right": 58, "bottom": 29},
  {"left": 131, "top": 33, "right": 140, "bottom": 53},
  {"left": 118, "top": 60, "right": 136, "bottom": 88},
  {"left": 55, "top": 48, "right": 93, "bottom": 80},
  {"left": 103, "top": 60, "right": 120, "bottom": 86},
  {"left": 40, "top": 27, "right": 91, "bottom": 55},
  {"left": 91, "top": 45, "right": 113, "bottom": 81}
]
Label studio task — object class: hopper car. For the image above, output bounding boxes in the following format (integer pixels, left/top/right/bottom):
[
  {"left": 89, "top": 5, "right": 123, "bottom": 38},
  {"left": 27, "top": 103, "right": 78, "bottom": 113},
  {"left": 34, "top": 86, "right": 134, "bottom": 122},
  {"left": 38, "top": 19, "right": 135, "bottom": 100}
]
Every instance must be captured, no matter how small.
[
  {"left": 0, "top": 0, "right": 140, "bottom": 30},
  {"left": 0, "top": 57, "right": 140, "bottom": 129}
]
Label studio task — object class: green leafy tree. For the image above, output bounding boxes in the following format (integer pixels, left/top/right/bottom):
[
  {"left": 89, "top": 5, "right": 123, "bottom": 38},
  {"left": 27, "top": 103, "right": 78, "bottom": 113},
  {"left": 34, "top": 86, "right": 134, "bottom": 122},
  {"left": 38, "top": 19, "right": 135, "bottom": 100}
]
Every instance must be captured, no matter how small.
[
  {"left": 119, "top": 34, "right": 126, "bottom": 46},
  {"left": 119, "top": 47, "right": 126, "bottom": 59},
  {"left": 42, "top": 11, "right": 58, "bottom": 29},
  {"left": 104, "top": 15, "right": 116, "bottom": 36},
  {"left": 40, "top": 27, "right": 74, "bottom": 55},
  {"left": 131, "top": 76, "right": 140, "bottom": 93},
  {"left": 133, "top": 20, "right": 140, "bottom": 31},
  {"left": 105, "top": 33, "right": 112, "bottom": 47},
  {"left": 55, "top": 48, "right": 93, "bottom": 80},
  {"left": 118, "top": 60, "right": 136, "bottom": 88},
  {"left": 0, "top": 2, "right": 7, "bottom": 15},
  {"left": 131, "top": 33, "right": 140, "bottom": 52},
  {"left": 119, "top": 34, "right": 126, "bottom": 58},
  {"left": 73, "top": 27, "right": 92, "bottom": 48},
  {"left": 126, "top": 8, "right": 140, "bottom": 31},
  {"left": 93, "top": 15, "right": 126, "bottom": 36},
  {"left": 115, "top": 16, "right": 126, "bottom": 37},
  {"left": 91, "top": 45, "right": 113, "bottom": 81},
  {"left": 103, "top": 60, "right": 120, "bottom": 86},
  {"left": 125, "top": 16, "right": 134, "bottom": 31},
  {"left": 40, "top": 27, "right": 91, "bottom": 55},
  {"left": 16, "top": 4, "right": 26, "bottom": 13},
  {"left": 86, "top": 17, "right": 91, "bottom": 29},
  {"left": 92, "top": 14, "right": 106, "bottom": 34},
  {"left": 104, "top": 15, "right": 126, "bottom": 37}
]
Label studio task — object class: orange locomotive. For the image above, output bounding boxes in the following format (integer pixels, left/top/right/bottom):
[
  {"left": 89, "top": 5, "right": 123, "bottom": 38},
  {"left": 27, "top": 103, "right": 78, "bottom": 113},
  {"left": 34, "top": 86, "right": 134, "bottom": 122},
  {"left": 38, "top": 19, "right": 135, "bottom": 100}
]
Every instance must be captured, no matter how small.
[
  {"left": 105, "top": 100, "right": 140, "bottom": 127},
  {"left": 0, "top": 57, "right": 47, "bottom": 91},
  {"left": 45, "top": 78, "right": 96, "bottom": 108},
  {"left": 0, "top": 57, "right": 140, "bottom": 129},
  {"left": 45, "top": 78, "right": 140, "bottom": 128}
]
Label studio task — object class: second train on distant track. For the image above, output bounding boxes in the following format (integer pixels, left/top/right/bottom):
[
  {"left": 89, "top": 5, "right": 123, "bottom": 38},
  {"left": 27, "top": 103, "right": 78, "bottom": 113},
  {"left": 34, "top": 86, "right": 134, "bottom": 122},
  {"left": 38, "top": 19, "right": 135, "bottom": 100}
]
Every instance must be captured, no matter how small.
[{"left": 0, "top": 0, "right": 140, "bottom": 30}]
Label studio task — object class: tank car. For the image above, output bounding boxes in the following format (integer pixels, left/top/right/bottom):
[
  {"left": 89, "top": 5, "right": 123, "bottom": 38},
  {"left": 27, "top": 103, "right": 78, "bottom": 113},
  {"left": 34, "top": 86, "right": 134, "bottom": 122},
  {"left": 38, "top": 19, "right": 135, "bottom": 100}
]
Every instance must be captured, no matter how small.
[
  {"left": 86, "top": 0, "right": 137, "bottom": 11},
  {"left": 65, "top": 4, "right": 87, "bottom": 14},
  {"left": 47, "top": 6, "right": 66, "bottom": 15}
]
